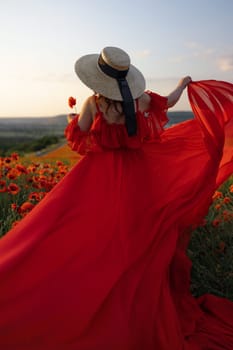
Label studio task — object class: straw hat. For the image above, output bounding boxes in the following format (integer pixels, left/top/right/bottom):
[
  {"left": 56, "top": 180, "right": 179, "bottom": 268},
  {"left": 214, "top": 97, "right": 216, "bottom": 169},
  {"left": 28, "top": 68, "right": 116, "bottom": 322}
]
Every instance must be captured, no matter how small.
[{"left": 74, "top": 46, "right": 146, "bottom": 101}]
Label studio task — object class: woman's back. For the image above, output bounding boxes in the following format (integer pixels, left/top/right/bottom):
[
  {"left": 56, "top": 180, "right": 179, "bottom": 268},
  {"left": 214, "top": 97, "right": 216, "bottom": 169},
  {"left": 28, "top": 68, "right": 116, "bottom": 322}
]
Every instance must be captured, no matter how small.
[
  {"left": 93, "top": 93, "right": 152, "bottom": 125},
  {"left": 65, "top": 91, "right": 169, "bottom": 155}
]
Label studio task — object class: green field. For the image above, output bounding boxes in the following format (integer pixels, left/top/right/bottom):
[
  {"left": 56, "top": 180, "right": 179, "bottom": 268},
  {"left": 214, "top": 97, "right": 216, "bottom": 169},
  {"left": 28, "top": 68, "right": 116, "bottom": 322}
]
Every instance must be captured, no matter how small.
[{"left": 0, "top": 112, "right": 193, "bottom": 155}]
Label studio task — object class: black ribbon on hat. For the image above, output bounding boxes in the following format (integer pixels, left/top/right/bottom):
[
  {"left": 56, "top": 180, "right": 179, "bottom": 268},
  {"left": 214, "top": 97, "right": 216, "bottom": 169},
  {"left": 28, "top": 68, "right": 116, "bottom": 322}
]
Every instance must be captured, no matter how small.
[{"left": 98, "top": 55, "right": 137, "bottom": 136}]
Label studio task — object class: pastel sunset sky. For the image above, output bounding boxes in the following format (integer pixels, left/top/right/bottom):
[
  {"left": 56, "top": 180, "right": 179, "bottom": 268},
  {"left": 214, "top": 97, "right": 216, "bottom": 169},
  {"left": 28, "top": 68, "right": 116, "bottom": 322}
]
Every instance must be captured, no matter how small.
[{"left": 0, "top": 0, "right": 232, "bottom": 117}]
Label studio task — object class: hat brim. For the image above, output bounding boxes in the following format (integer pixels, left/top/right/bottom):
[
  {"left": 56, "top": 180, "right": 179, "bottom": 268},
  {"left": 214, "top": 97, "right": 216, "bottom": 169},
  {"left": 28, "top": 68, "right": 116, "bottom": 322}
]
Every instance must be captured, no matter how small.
[{"left": 74, "top": 54, "right": 146, "bottom": 101}]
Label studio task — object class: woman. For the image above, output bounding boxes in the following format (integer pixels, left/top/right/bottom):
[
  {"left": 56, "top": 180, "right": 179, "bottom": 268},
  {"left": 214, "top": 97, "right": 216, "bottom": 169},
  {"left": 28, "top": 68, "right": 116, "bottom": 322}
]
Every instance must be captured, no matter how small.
[{"left": 0, "top": 46, "right": 233, "bottom": 349}]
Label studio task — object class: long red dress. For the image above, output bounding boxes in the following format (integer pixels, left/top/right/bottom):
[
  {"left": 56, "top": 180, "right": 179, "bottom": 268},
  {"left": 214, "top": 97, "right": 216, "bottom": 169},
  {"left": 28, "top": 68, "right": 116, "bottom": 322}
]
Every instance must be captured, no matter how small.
[{"left": 0, "top": 80, "right": 233, "bottom": 349}]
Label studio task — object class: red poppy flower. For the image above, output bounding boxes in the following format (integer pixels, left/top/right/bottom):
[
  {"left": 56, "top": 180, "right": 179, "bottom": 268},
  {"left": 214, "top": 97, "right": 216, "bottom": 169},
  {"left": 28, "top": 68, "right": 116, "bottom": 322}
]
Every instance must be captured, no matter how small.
[
  {"left": 56, "top": 161, "right": 64, "bottom": 166},
  {"left": 223, "top": 210, "right": 231, "bottom": 221},
  {"left": 212, "top": 191, "right": 223, "bottom": 200},
  {"left": 43, "top": 163, "right": 50, "bottom": 169},
  {"left": 8, "top": 183, "right": 20, "bottom": 195},
  {"left": 32, "top": 162, "right": 40, "bottom": 168},
  {"left": 28, "top": 192, "right": 41, "bottom": 201},
  {"left": 27, "top": 165, "right": 36, "bottom": 173},
  {"left": 4, "top": 157, "right": 11, "bottom": 164},
  {"left": 68, "top": 96, "right": 76, "bottom": 109},
  {"left": 0, "top": 180, "right": 7, "bottom": 193},
  {"left": 16, "top": 164, "right": 27, "bottom": 174},
  {"left": 0, "top": 180, "right": 6, "bottom": 187},
  {"left": 7, "top": 168, "right": 19, "bottom": 179},
  {"left": 20, "top": 201, "right": 34, "bottom": 213},
  {"left": 212, "top": 219, "right": 221, "bottom": 227},
  {"left": 11, "top": 203, "right": 18, "bottom": 211},
  {"left": 223, "top": 197, "right": 231, "bottom": 204},
  {"left": 11, "top": 152, "right": 19, "bottom": 161},
  {"left": 11, "top": 220, "right": 20, "bottom": 229}
]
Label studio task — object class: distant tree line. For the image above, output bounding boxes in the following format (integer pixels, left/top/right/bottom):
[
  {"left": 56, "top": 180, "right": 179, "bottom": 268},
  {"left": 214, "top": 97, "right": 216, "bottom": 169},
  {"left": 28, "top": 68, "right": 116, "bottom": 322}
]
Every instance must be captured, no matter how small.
[{"left": 0, "top": 135, "right": 62, "bottom": 156}]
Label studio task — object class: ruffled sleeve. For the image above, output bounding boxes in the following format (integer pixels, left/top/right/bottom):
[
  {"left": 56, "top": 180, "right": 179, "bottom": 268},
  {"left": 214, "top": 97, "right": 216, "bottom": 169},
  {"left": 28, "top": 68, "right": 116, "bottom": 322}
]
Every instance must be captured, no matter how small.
[
  {"left": 64, "top": 115, "right": 89, "bottom": 155},
  {"left": 136, "top": 91, "right": 169, "bottom": 141},
  {"left": 146, "top": 91, "right": 169, "bottom": 127}
]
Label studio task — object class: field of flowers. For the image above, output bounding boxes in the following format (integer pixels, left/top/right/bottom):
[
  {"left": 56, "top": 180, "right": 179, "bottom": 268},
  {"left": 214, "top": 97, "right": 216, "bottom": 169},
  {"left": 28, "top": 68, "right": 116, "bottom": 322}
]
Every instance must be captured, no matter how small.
[
  {"left": 189, "top": 179, "right": 233, "bottom": 300},
  {"left": 0, "top": 152, "right": 73, "bottom": 235},
  {"left": 0, "top": 151, "right": 233, "bottom": 300}
]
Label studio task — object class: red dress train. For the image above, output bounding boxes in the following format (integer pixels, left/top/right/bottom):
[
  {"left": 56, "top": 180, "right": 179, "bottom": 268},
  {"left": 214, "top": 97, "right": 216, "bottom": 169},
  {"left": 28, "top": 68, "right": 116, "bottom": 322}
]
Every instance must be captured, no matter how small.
[{"left": 0, "top": 81, "right": 233, "bottom": 349}]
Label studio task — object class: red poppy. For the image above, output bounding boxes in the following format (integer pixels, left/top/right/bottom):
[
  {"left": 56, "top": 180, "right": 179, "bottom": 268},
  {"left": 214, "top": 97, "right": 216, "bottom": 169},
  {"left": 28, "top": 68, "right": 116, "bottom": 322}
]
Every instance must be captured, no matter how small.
[
  {"left": 56, "top": 161, "right": 64, "bottom": 166},
  {"left": 212, "top": 219, "right": 221, "bottom": 227},
  {"left": 28, "top": 192, "right": 41, "bottom": 201},
  {"left": 11, "top": 152, "right": 19, "bottom": 161},
  {"left": 39, "top": 192, "right": 46, "bottom": 199},
  {"left": 11, "top": 220, "right": 20, "bottom": 228},
  {"left": 11, "top": 203, "right": 18, "bottom": 211},
  {"left": 27, "top": 165, "right": 36, "bottom": 173},
  {"left": 43, "top": 163, "right": 50, "bottom": 169},
  {"left": 7, "top": 168, "right": 19, "bottom": 179},
  {"left": 8, "top": 183, "right": 20, "bottom": 195},
  {"left": 16, "top": 164, "right": 27, "bottom": 174},
  {"left": 58, "top": 168, "right": 67, "bottom": 175},
  {"left": 34, "top": 163, "right": 40, "bottom": 167},
  {"left": 4, "top": 157, "right": 11, "bottom": 164},
  {"left": 0, "top": 180, "right": 6, "bottom": 187},
  {"left": 20, "top": 201, "right": 34, "bottom": 213},
  {"left": 0, "top": 180, "right": 7, "bottom": 193},
  {"left": 212, "top": 191, "right": 223, "bottom": 200},
  {"left": 222, "top": 210, "right": 231, "bottom": 222},
  {"left": 26, "top": 176, "right": 34, "bottom": 183},
  {"left": 68, "top": 96, "right": 76, "bottom": 109},
  {"left": 223, "top": 197, "right": 231, "bottom": 204}
]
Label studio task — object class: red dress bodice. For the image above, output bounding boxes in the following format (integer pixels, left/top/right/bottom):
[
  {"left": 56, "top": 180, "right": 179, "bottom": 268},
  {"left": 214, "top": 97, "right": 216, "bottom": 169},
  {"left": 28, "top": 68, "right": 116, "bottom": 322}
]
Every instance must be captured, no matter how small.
[{"left": 65, "top": 91, "right": 168, "bottom": 155}]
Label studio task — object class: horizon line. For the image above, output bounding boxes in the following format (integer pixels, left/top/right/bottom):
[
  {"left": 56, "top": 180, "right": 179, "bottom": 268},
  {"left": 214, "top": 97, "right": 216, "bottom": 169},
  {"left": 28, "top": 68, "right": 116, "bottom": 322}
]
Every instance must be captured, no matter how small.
[{"left": 0, "top": 110, "right": 192, "bottom": 119}]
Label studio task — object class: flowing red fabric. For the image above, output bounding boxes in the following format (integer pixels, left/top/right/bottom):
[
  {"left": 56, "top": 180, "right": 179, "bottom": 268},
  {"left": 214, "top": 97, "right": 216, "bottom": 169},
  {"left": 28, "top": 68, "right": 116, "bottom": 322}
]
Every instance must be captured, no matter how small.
[{"left": 0, "top": 82, "right": 233, "bottom": 349}]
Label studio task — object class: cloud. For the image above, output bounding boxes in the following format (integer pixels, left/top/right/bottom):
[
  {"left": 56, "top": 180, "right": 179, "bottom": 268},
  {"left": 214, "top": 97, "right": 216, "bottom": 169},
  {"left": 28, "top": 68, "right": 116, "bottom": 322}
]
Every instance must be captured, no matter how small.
[
  {"left": 168, "top": 55, "right": 187, "bottom": 63},
  {"left": 134, "top": 49, "right": 151, "bottom": 58},
  {"left": 218, "top": 56, "right": 233, "bottom": 71},
  {"left": 185, "top": 42, "right": 233, "bottom": 73},
  {"left": 184, "top": 41, "right": 216, "bottom": 58},
  {"left": 166, "top": 42, "right": 216, "bottom": 66}
]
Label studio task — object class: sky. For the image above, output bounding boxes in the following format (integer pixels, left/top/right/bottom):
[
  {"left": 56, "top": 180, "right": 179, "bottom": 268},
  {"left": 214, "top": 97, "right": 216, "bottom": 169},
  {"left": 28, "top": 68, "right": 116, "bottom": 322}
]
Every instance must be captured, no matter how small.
[{"left": 0, "top": 0, "right": 232, "bottom": 117}]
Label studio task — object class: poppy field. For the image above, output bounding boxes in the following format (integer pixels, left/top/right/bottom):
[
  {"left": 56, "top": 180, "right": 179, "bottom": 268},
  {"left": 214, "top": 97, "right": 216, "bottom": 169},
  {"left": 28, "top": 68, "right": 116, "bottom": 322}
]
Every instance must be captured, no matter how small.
[
  {"left": 0, "top": 151, "right": 233, "bottom": 300},
  {"left": 0, "top": 152, "right": 73, "bottom": 235}
]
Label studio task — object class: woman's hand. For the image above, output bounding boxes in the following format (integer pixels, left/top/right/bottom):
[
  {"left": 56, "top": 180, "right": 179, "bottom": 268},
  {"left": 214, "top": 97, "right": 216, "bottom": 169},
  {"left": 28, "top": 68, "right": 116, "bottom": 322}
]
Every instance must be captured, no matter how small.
[
  {"left": 167, "top": 76, "right": 192, "bottom": 108},
  {"left": 178, "top": 76, "right": 192, "bottom": 90},
  {"left": 67, "top": 113, "right": 77, "bottom": 124}
]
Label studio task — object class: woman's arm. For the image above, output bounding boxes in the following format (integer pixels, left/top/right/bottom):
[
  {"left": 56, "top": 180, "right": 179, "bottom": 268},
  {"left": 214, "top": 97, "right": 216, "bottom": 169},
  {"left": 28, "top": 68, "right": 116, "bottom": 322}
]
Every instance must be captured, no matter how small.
[
  {"left": 166, "top": 76, "right": 192, "bottom": 108},
  {"left": 67, "top": 96, "right": 94, "bottom": 131}
]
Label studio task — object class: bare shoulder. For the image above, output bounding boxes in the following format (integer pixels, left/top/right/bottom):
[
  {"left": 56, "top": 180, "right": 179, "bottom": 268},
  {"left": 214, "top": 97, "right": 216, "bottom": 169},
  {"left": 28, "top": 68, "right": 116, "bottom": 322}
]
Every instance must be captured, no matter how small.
[
  {"left": 80, "top": 95, "right": 97, "bottom": 119},
  {"left": 82, "top": 95, "right": 95, "bottom": 109},
  {"left": 76, "top": 95, "right": 97, "bottom": 132},
  {"left": 87, "top": 95, "right": 96, "bottom": 107}
]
